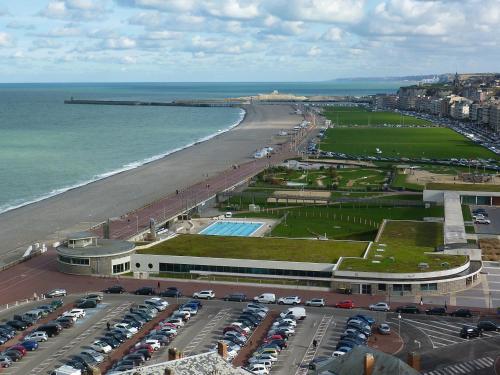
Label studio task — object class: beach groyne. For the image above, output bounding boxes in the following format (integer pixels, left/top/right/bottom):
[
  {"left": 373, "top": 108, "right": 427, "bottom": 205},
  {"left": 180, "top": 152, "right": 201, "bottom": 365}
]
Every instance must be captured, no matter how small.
[{"left": 64, "top": 98, "right": 244, "bottom": 107}]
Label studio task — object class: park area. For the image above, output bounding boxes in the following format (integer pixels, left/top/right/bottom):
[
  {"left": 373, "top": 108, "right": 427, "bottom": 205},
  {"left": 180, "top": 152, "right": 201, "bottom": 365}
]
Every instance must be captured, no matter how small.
[
  {"left": 138, "top": 234, "right": 367, "bottom": 264},
  {"left": 323, "top": 106, "right": 432, "bottom": 126},
  {"left": 338, "top": 221, "right": 468, "bottom": 273},
  {"left": 235, "top": 204, "right": 444, "bottom": 241},
  {"left": 321, "top": 126, "right": 499, "bottom": 160}
]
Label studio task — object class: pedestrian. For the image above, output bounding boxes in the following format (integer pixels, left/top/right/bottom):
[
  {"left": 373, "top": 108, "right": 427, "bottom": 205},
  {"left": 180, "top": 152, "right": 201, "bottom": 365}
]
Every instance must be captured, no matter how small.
[
  {"left": 420, "top": 296, "right": 423, "bottom": 306},
  {"left": 444, "top": 300, "right": 447, "bottom": 311},
  {"left": 157, "top": 281, "right": 160, "bottom": 289},
  {"left": 312, "top": 339, "right": 317, "bottom": 348},
  {"left": 107, "top": 322, "right": 110, "bottom": 331}
]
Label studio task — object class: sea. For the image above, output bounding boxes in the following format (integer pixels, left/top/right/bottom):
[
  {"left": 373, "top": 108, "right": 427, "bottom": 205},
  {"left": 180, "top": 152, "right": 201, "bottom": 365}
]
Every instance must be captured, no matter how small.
[{"left": 0, "top": 81, "right": 407, "bottom": 214}]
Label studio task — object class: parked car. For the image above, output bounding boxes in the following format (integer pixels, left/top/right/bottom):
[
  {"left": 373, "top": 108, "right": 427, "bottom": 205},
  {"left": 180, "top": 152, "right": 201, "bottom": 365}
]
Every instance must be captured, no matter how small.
[
  {"left": 2, "top": 350, "right": 22, "bottom": 362},
  {"left": 474, "top": 218, "right": 491, "bottom": 224},
  {"left": 37, "top": 323, "right": 62, "bottom": 337},
  {"left": 0, "top": 355, "right": 12, "bottom": 368},
  {"left": 369, "top": 302, "right": 390, "bottom": 312},
  {"left": 193, "top": 290, "right": 215, "bottom": 299},
  {"left": 378, "top": 323, "right": 391, "bottom": 335},
  {"left": 460, "top": 326, "right": 482, "bottom": 339},
  {"left": 77, "top": 299, "right": 98, "bottom": 309},
  {"left": 308, "top": 356, "right": 330, "bottom": 370},
  {"left": 335, "top": 300, "right": 354, "bottom": 309},
  {"left": 56, "top": 316, "right": 75, "bottom": 328},
  {"left": 395, "top": 305, "right": 421, "bottom": 314},
  {"left": 24, "top": 331, "right": 48, "bottom": 342},
  {"left": 50, "top": 299, "right": 64, "bottom": 309},
  {"left": 6, "top": 320, "right": 27, "bottom": 331},
  {"left": 45, "top": 288, "right": 67, "bottom": 298},
  {"left": 160, "top": 287, "right": 182, "bottom": 297},
  {"left": 20, "top": 340, "right": 39, "bottom": 351},
  {"left": 425, "top": 307, "right": 447, "bottom": 316},
  {"left": 134, "top": 287, "right": 155, "bottom": 295},
  {"left": 477, "top": 321, "right": 500, "bottom": 332},
  {"left": 224, "top": 293, "right": 247, "bottom": 302},
  {"left": 450, "top": 309, "right": 472, "bottom": 318},
  {"left": 278, "top": 296, "right": 301, "bottom": 305},
  {"left": 253, "top": 293, "right": 276, "bottom": 304},
  {"left": 305, "top": 298, "right": 325, "bottom": 307},
  {"left": 91, "top": 340, "right": 112, "bottom": 354},
  {"left": 104, "top": 285, "right": 125, "bottom": 294}
]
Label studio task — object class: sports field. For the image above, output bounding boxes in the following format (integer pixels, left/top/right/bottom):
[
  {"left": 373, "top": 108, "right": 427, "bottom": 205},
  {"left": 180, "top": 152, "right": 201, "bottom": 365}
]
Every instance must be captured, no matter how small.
[
  {"left": 322, "top": 127, "right": 498, "bottom": 160},
  {"left": 323, "top": 106, "right": 432, "bottom": 126}
]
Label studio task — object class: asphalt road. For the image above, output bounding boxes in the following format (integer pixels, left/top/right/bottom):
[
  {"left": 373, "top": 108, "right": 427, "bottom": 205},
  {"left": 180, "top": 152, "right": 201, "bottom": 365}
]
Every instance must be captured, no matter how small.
[{"left": 474, "top": 206, "right": 500, "bottom": 235}]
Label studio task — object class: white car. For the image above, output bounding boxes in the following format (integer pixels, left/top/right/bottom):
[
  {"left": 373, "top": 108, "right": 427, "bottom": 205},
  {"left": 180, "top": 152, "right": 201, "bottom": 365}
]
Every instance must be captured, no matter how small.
[
  {"left": 158, "top": 326, "right": 177, "bottom": 335},
  {"left": 305, "top": 298, "right": 325, "bottom": 307},
  {"left": 277, "top": 296, "right": 301, "bottom": 305},
  {"left": 248, "top": 354, "right": 278, "bottom": 364},
  {"left": 165, "top": 317, "right": 184, "bottom": 327},
  {"left": 230, "top": 322, "right": 251, "bottom": 333},
  {"left": 45, "top": 289, "right": 67, "bottom": 298},
  {"left": 80, "top": 349, "right": 104, "bottom": 363},
  {"left": 369, "top": 302, "right": 390, "bottom": 312},
  {"left": 114, "top": 323, "right": 138, "bottom": 334},
  {"left": 24, "top": 331, "right": 48, "bottom": 342},
  {"left": 145, "top": 298, "right": 168, "bottom": 311},
  {"left": 181, "top": 305, "right": 198, "bottom": 315},
  {"left": 90, "top": 340, "right": 112, "bottom": 354},
  {"left": 248, "top": 363, "right": 270, "bottom": 374},
  {"left": 475, "top": 218, "right": 491, "bottom": 224},
  {"left": 332, "top": 351, "right": 346, "bottom": 357},
  {"left": 65, "top": 308, "right": 86, "bottom": 319},
  {"left": 269, "top": 326, "right": 295, "bottom": 336},
  {"left": 193, "top": 290, "right": 215, "bottom": 299},
  {"left": 272, "top": 318, "right": 297, "bottom": 327},
  {"left": 141, "top": 339, "right": 161, "bottom": 351}
]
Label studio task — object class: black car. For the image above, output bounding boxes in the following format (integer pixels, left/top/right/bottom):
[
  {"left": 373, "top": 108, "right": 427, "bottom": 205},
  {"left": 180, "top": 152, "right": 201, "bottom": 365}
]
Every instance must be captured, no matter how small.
[
  {"left": 395, "top": 305, "right": 421, "bottom": 314},
  {"left": 113, "top": 364, "right": 135, "bottom": 371},
  {"left": 425, "top": 307, "right": 447, "bottom": 316},
  {"left": 0, "top": 335, "right": 9, "bottom": 344},
  {"left": 77, "top": 300, "right": 98, "bottom": 309},
  {"left": 160, "top": 287, "right": 182, "bottom": 297},
  {"left": 105, "top": 332, "right": 125, "bottom": 343},
  {"left": 38, "top": 323, "right": 62, "bottom": 337},
  {"left": 477, "top": 321, "right": 500, "bottom": 332},
  {"left": 37, "top": 305, "right": 55, "bottom": 313},
  {"left": 124, "top": 314, "right": 146, "bottom": 325},
  {"left": 122, "top": 318, "right": 142, "bottom": 329},
  {"left": 115, "top": 360, "right": 136, "bottom": 369},
  {"left": 450, "top": 309, "right": 472, "bottom": 318},
  {"left": 236, "top": 318, "right": 257, "bottom": 328},
  {"left": 267, "top": 339, "right": 288, "bottom": 349},
  {"left": 56, "top": 317, "right": 75, "bottom": 328},
  {"left": 71, "top": 354, "right": 95, "bottom": 367},
  {"left": 0, "top": 328, "right": 15, "bottom": 339},
  {"left": 224, "top": 293, "right": 247, "bottom": 302},
  {"left": 309, "top": 356, "right": 330, "bottom": 370},
  {"left": 3, "top": 350, "right": 22, "bottom": 362},
  {"left": 66, "top": 360, "right": 91, "bottom": 374},
  {"left": 98, "top": 336, "right": 119, "bottom": 349},
  {"left": 104, "top": 285, "right": 125, "bottom": 294},
  {"left": 134, "top": 348, "right": 152, "bottom": 361},
  {"left": 6, "top": 320, "right": 27, "bottom": 331},
  {"left": 460, "top": 326, "right": 482, "bottom": 339},
  {"left": 123, "top": 353, "right": 146, "bottom": 365},
  {"left": 13, "top": 315, "right": 34, "bottom": 326},
  {"left": 134, "top": 287, "right": 155, "bottom": 295}
]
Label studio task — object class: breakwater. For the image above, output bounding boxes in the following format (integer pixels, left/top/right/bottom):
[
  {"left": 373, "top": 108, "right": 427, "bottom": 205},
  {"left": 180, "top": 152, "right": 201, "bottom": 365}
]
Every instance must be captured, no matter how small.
[{"left": 64, "top": 98, "right": 243, "bottom": 107}]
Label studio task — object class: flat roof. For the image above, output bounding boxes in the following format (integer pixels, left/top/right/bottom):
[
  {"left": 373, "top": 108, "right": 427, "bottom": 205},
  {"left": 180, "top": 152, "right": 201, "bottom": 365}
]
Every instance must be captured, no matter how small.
[
  {"left": 57, "top": 239, "right": 135, "bottom": 258},
  {"left": 444, "top": 191, "right": 468, "bottom": 245}
]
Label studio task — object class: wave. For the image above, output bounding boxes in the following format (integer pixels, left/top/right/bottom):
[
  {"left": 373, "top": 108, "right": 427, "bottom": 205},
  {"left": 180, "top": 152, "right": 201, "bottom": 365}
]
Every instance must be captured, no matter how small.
[{"left": 0, "top": 108, "right": 246, "bottom": 215}]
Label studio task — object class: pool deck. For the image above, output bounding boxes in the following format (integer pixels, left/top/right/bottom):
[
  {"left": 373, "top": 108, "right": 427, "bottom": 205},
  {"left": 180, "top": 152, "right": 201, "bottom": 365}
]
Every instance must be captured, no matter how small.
[{"left": 187, "top": 217, "right": 277, "bottom": 237}]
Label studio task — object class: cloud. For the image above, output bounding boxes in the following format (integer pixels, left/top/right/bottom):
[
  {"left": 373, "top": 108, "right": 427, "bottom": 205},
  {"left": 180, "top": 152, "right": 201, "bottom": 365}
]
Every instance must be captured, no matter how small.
[
  {"left": 39, "top": 0, "right": 109, "bottom": 21},
  {"left": 31, "top": 39, "right": 63, "bottom": 50},
  {"left": 36, "top": 25, "right": 83, "bottom": 38},
  {"left": 322, "top": 27, "right": 344, "bottom": 42},
  {"left": 261, "top": 16, "right": 305, "bottom": 36},
  {"left": 0, "top": 32, "right": 13, "bottom": 47},
  {"left": 204, "top": 0, "right": 260, "bottom": 20},
  {"left": 307, "top": 45, "right": 321, "bottom": 56},
  {"left": 101, "top": 36, "right": 137, "bottom": 49},
  {"left": 6, "top": 22, "right": 36, "bottom": 30},
  {"left": 115, "top": 0, "right": 195, "bottom": 12}
]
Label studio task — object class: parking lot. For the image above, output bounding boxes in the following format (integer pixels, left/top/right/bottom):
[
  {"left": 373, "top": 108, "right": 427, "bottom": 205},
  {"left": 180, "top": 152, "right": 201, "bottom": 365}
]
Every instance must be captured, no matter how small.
[
  {"left": 1, "top": 293, "right": 498, "bottom": 375},
  {"left": 473, "top": 206, "right": 500, "bottom": 235}
]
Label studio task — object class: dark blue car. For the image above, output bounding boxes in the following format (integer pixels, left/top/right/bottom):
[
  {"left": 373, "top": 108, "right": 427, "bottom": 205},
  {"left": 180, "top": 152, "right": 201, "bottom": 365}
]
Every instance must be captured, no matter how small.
[
  {"left": 351, "top": 314, "right": 375, "bottom": 326},
  {"left": 20, "top": 340, "right": 39, "bottom": 351}
]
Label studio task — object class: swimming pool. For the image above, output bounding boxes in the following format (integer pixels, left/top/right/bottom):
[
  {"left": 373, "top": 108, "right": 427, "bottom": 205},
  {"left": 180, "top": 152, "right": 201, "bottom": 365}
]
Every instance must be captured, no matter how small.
[{"left": 199, "top": 221, "right": 264, "bottom": 237}]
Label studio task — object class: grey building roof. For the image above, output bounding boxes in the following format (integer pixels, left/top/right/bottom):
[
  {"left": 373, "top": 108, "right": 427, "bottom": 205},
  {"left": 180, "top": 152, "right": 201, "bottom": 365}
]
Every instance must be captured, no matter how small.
[
  {"left": 57, "top": 238, "right": 135, "bottom": 258},
  {"left": 111, "top": 352, "right": 251, "bottom": 375},
  {"left": 315, "top": 346, "right": 419, "bottom": 375}
]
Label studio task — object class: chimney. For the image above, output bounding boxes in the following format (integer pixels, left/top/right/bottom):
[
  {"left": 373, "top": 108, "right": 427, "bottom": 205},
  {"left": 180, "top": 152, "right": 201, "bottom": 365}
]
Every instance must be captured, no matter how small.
[
  {"left": 407, "top": 352, "right": 421, "bottom": 371},
  {"left": 218, "top": 341, "right": 228, "bottom": 360},
  {"left": 103, "top": 220, "right": 110, "bottom": 239},
  {"left": 364, "top": 353, "right": 375, "bottom": 375},
  {"left": 168, "top": 348, "right": 177, "bottom": 361},
  {"left": 176, "top": 350, "right": 183, "bottom": 360}
]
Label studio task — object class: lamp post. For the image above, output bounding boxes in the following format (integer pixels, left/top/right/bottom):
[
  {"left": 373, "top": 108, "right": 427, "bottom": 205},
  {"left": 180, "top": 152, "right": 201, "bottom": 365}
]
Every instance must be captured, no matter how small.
[{"left": 398, "top": 313, "right": 402, "bottom": 336}]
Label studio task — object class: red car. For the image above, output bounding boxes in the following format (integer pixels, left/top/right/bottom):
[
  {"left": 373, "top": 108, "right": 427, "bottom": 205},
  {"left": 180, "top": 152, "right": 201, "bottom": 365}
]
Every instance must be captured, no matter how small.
[
  {"left": 8, "top": 345, "right": 27, "bottom": 356},
  {"left": 223, "top": 326, "right": 248, "bottom": 336},
  {"left": 264, "top": 334, "right": 287, "bottom": 343},
  {"left": 335, "top": 300, "right": 354, "bottom": 309},
  {"left": 130, "top": 343, "right": 154, "bottom": 354}
]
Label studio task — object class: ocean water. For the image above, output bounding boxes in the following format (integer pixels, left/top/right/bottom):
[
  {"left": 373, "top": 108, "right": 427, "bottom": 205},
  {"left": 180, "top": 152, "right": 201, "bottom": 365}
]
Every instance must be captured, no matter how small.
[{"left": 0, "top": 81, "right": 404, "bottom": 214}]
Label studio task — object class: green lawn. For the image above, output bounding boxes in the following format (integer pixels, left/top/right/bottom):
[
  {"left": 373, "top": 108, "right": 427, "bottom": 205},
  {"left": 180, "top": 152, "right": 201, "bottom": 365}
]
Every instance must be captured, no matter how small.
[
  {"left": 322, "top": 127, "right": 498, "bottom": 160},
  {"left": 236, "top": 204, "right": 444, "bottom": 241},
  {"left": 391, "top": 170, "right": 425, "bottom": 192},
  {"left": 138, "top": 235, "right": 367, "bottom": 263},
  {"left": 323, "top": 106, "right": 433, "bottom": 126},
  {"left": 426, "top": 183, "right": 500, "bottom": 192},
  {"left": 338, "top": 221, "right": 468, "bottom": 272}
]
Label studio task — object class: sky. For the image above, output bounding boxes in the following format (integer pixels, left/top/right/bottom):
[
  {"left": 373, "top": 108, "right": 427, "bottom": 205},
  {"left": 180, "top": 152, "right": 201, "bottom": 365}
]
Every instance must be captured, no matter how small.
[{"left": 0, "top": 0, "right": 499, "bottom": 82}]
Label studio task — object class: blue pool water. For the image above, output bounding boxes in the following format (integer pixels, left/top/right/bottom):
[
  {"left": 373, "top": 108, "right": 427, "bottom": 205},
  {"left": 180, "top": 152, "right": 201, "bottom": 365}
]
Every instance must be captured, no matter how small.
[{"left": 199, "top": 221, "right": 264, "bottom": 237}]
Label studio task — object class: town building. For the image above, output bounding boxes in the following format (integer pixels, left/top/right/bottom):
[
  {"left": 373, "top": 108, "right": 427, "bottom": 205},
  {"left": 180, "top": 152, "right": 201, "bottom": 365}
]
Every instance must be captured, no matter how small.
[{"left": 489, "top": 104, "right": 500, "bottom": 132}]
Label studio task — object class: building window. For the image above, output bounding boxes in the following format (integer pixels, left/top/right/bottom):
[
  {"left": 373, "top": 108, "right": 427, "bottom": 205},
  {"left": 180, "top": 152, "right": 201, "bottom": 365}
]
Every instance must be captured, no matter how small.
[
  {"left": 135, "top": 263, "right": 140, "bottom": 268},
  {"left": 58, "top": 255, "right": 89, "bottom": 266},
  {"left": 378, "top": 284, "right": 386, "bottom": 291},
  {"left": 420, "top": 283, "right": 438, "bottom": 291},
  {"left": 113, "top": 261, "right": 130, "bottom": 274},
  {"left": 148, "top": 263, "right": 153, "bottom": 269},
  {"left": 393, "top": 284, "right": 411, "bottom": 292}
]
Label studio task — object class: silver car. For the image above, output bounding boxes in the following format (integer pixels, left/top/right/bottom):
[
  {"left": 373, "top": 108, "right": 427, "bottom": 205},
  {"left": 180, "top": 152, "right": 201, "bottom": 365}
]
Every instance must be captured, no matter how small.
[
  {"left": 369, "top": 302, "right": 390, "bottom": 312},
  {"left": 305, "top": 298, "right": 325, "bottom": 307}
]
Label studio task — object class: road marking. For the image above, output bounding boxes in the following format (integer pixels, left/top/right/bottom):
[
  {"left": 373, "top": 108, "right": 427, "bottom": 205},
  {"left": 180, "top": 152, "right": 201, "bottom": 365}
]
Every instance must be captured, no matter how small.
[
  {"left": 422, "top": 356, "right": 494, "bottom": 374},
  {"left": 295, "top": 315, "right": 333, "bottom": 375}
]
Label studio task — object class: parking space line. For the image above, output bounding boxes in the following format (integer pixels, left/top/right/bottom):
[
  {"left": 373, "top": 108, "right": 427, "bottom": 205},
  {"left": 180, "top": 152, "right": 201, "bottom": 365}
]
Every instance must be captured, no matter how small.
[
  {"left": 422, "top": 356, "right": 494, "bottom": 375},
  {"left": 294, "top": 315, "right": 333, "bottom": 375}
]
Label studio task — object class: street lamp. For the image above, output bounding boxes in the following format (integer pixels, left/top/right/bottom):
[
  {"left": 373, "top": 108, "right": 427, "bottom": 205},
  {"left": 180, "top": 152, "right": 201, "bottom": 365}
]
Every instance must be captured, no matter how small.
[{"left": 398, "top": 313, "right": 402, "bottom": 336}]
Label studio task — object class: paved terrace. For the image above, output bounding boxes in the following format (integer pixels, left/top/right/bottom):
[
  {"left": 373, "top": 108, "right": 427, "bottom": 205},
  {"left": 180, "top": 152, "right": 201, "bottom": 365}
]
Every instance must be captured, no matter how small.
[{"left": 443, "top": 191, "right": 468, "bottom": 245}]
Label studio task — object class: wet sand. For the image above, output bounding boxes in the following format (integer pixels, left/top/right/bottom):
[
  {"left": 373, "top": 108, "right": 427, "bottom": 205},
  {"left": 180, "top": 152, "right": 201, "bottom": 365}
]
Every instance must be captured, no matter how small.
[{"left": 0, "top": 104, "right": 301, "bottom": 264}]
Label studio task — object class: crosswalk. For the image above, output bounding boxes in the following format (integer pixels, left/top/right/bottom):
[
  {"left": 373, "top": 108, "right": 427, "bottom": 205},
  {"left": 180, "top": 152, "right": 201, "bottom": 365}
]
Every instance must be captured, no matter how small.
[
  {"left": 386, "top": 316, "right": 500, "bottom": 349},
  {"left": 423, "top": 356, "right": 495, "bottom": 374}
]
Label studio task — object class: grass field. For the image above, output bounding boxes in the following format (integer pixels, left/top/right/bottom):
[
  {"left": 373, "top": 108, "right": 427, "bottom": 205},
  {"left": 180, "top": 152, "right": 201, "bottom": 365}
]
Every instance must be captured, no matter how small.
[
  {"left": 236, "top": 204, "right": 444, "bottom": 241},
  {"left": 426, "top": 183, "right": 500, "bottom": 192},
  {"left": 138, "top": 235, "right": 367, "bottom": 263},
  {"left": 323, "top": 106, "right": 433, "bottom": 126},
  {"left": 338, "top": 221, "right": 467, "bottom": 272},
  {"left": 322, "top": 127, "right": 498, "bottom": 160},
  {"left": 391, "top": 170, "right": 425, "bottom": 191}
]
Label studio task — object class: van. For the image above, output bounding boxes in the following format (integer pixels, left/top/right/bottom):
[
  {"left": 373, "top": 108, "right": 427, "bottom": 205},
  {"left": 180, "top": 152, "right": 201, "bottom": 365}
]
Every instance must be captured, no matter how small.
[
  {"left": 280, "top": 307, "right": 306, "bottom": 320},
  {"left": 253, "top": 293, "right": 276, "bottom": 304},
  {"left": 37, "top": 323, "right": 62, "bottom": 337}
]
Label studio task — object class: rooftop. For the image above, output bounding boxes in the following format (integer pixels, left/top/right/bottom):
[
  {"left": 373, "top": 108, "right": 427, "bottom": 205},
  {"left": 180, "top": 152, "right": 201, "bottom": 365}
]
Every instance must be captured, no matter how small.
[{"left": 57, "top": 238, "right": 135, "bottom": 258}]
